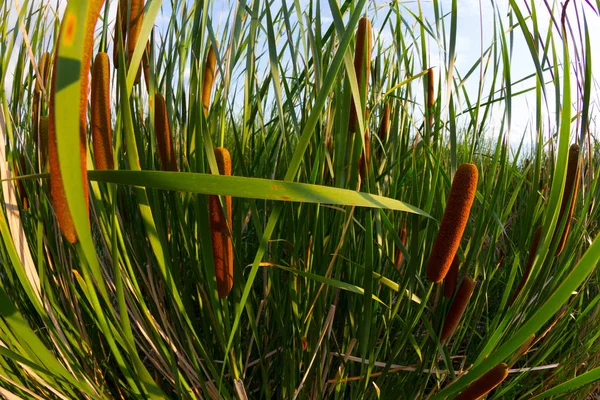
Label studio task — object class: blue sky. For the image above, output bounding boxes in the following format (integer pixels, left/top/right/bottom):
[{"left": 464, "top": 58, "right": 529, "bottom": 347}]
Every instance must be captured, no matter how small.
[{"left": 5, "top": 0, "right": 598, "bottom": 154}]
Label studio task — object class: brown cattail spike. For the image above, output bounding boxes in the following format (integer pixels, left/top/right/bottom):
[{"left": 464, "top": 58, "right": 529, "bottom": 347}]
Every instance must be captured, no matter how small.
[
  {"left": 202, "top": 43, "right": 217, "bottom": 117},
  {"left": 377, "top": 103, "right": 390, "bottom": 157},
  {"left": 348, "top": 17, "right": 372, "bottom": 134},
  {"left": 113, "top": 0, "right": 128, "bottom": 69},
  {"left": 455, "top": 363, "right": 509, "bottom": 400},
  {"left": 444, "top": 255, "right": 460, "bottom": 298},
  {"left": 510, "top": 226, "right": 543, "bottom": 305},
  {"left": 427, "top": 67, "right": 435, "bottom": 129},
  {"left": 142, "top": 41, "right": 151, "bottom": 89},
  {"left": 39, "top": 116, "right": 49, "bottom": 169},
  {"left": 48, "top": 0, "right": 104, "bottom": 243},
  {"left": 154, "top": 93, "right": 178, "bottom": 172},
  {"left": 358, "top": 110, "right": 370, "bottom": 182},
  {"left": 91, "top": 52, "right": 114, "bottom": 170},
  {"left": 209, "top": 147, "right": 234, "bottom": 298},
  {"left": 426, "top": 163, "right": 478, "bottom": 282},
  {"left": 440, "top": 276, "right": 475, "bottom": 343},
  {"left": 554, "top": 144, "right": 580, "bottom": 255},
  {"left": 114, "top": 0, "right": 144, "bottom": 83},
  {"left": 395, "top": 220, "right": 407, "bottom": 270}
]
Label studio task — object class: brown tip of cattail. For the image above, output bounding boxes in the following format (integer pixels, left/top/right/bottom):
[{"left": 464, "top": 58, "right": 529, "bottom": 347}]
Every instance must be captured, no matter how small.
[
  {"left": 426, "top": 163, "right": 478, "bottom": 282},
  {"left": 358, "top": 126, "right": 370, "bottom": 182},
  {"left": 554, "top": 144, "right": 580, "bottom": 255},
  {"left": 91, "top": 52, "right": 114, "bottom": 170},
  {"left": 444, "top": 255, "right": 460, "bottom": 298},
  {"left": 510, "top": 225, "right": 543, "bottom": 305},
  {"left": 128, "top": 0, "right": 144, "bottom": 84},
  {"left": 509, "top": 334, "right": 536, "bottom": 366},
  {"left": 113, "top": 0, "right": 127, "bottom": 69},
  {"left": 142, "top": 41, "right": 151, "bottom": 89},
  {"left": 154, "top": 93, "right": 178, "bottom": 172},
  {"left": 209, "top": 147, "right": 234, "bottom": 298},
  {"left": 440, "top": 276, "right": 475, "bottom": 343},
  {"left": 455, "top": 363, "right": 509, "bottom": 400},
  {"left": 377, "top": 103, "right": 391, "bottom": 151},
  {"left": 348, "top": 17, "right": 372, "bottom": 134},
  {"left": 395, "top": 220, "right": 407, "bottom": 270},
  {"left": 202, "top": 43, "right": 217, "bottom": 117},
  {"left": 427, "top": 67, "right": 435, "bottom": 128},
  {"left": 39, "top": 116, "right": 49, "bottom": 169}
]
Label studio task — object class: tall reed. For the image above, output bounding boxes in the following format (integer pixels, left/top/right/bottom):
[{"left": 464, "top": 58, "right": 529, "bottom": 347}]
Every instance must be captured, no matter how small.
[
  {"left": 209, "top": 147, "right": 234, "bottom": 298},
  {"left": 91, "top": 52, "right": 114, "bottom": 170},
  {"left": 348, "top": 17, "right": 372, "bottom": 134},
  {"left": 440, "top": 276, "right": 475, "bottom": 343},
  {"left": 554, "top": 143, "right": 580, "bottom": 255},
  {"left": 455, "top": 362, "right": 509, "bottom": 400},
  {"left": 426, "top": 163, "right": 478, "bottom": 282},
  {"left": 444, "top": 255, "right": 460, "bottom": 298},
  {"left": 427, "top": 67, "right": 435, "bottom": 130},
  {"left": 48, "top": 0, "right": 104, "bottom": 243},
  {"left": 202, "top": 43, "right": 217, "bottom": 117},
  {"left": 154, "top": 93, "right": 178, "bottom": 172}
]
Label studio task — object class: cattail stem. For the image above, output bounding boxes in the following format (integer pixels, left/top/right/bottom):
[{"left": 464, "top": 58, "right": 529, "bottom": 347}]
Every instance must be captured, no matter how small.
[
  {"left": 202, "top": 43, "right": 217, "bottom": 117},
  {"left": 554, "top": 143, "right": 580, "bottom": 255},
  {"left": 48, "top": 0, "right": 104, "bottom": 243},
  {"left": 444, "top": 255, "right": 460, "bottom": 298},
  {"left": 91, "top": 52, "right": 114, "bottom": 170},
  {"left": 348, "top": 17, "right": 372, "bottom": 134},
  {"left": 455, "top": 363, "right": 509, "bottom": 400},
  {"left": 154, "top": 93, "right": 178, "bottom": 172},
  {"left": 426, "top": 163, "right": 478, "bottom": 282},
  {"left": 440, "top": 276, "right": 475, "bottom": 343},
  {"left": 209, "top": 147, "right": 234, "bottom": 298},
  {"left": 510, "top": 225, "right": 543, "bottom": 305}
]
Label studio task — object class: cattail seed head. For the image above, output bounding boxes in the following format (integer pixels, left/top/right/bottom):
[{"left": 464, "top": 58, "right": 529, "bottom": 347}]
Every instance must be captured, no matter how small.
[
  {"left": 154, "top": 93, "right": 178, "bottom": 172},
  {"left": 395, "top": 220, "right": 407, "bottom": 270},
  {"left": 426, "top": 163, "right": 478, "bottom": 282},
  {"left": 39, "top": 116, "right": 49, "bottom": 169},
  {"left": 440, "top": 276, "right": 475, "bottom": 343},
  {"left": 114, "top": 0, "right": 144, "bottom": 83},
  {"left": 348, "top": 17, "right": 372, "bottom": 134},
  {"left": 202, "top": 43, "right": 217, "bottom": 117},
  {"left": 91, "top": 52, "right": 114, "bottom": 170},
  {"left": 510, "top": 225, "right": 543, "bottom": 305},
  {"left": 48, "top": 0, "right": 103, "bottom": 243},
  {"left": 209, "top": 147, "right": 234, "bottom": 298},
  {"left": 142, "top": 41, "right": 151, "bottom": 89},
  {"left": 377, "top": 103, "right": 390, "bottom": 156},
  {"left": 554, "top": 144, "right": 580, "bottom": 255},
  {"left": 455, "top": 363, "right": 509, "bottom": 400},
  {"left": 427, "top": 67, "right": 435, "bottom": 128},
  {"left": 444, "top": 255, "right": 460, "bottom": 298}
]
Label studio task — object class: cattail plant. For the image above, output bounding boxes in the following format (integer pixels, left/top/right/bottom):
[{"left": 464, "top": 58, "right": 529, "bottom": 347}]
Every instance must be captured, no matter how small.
[
  {"left": 39, "top": 116, "right": 49, "bottom": 169},
  {"left": 202, "top": 43, "right": 217, "bottom": 117},
  {"left": 426, "top": 67, "right": 435, "bottom": 130},
  {"left": 510, "top": 225, "right": 543, "bottom": 305},
  {"left": 209, "top": 147, "right": 234, "bottom": 298},
  {"left": 154, "top": 93, "right": 178, "bottom": 172},
  {"left": 554, "top": 143, "right": 580, "bottom": 255},
  {"left": 444, "top": 255, "right": 460, "bottom": 298},
  {"left": 91, "top": 52, "right": 114, "bottom": 170},
  {"left": 395, "top": 220, "right": 407, "bottom": 270},
  {"left": 48, "top": 0, "right": 104, "bottom": 243},
  {"left": 455, "top": 362, "right": 509, "bottom": 400},
  {"left": 440, "top": 276, "right": 475, "bottom": 343},
  {"left": 114, "top": 0, "right": 144, "bottom": 83},
  {"left": 376, "top": 103, "right": 390, "bottom": 157},
  {"left": 348, "top": 17, "right": 372, "bottom": 134},
  {"left": 426, "top": 163, "right": 478, "bottom": 282},
  {"left": 142, "top": 41, "right": 151, "bottom": 90},
  {"left": 358, "top": 108, "right": 370, "bottom": 182}
]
